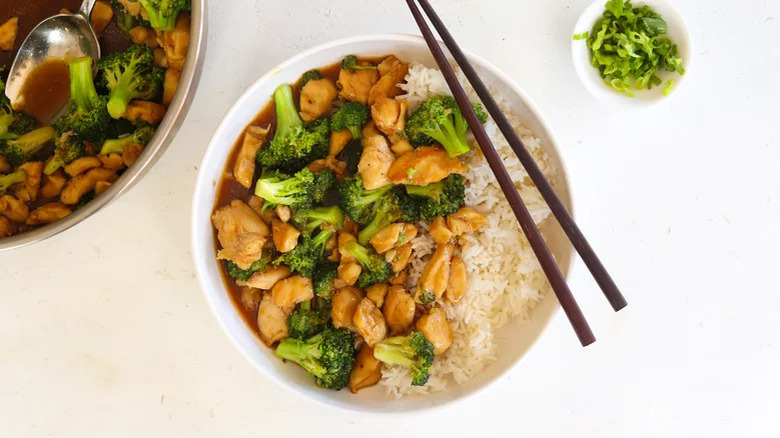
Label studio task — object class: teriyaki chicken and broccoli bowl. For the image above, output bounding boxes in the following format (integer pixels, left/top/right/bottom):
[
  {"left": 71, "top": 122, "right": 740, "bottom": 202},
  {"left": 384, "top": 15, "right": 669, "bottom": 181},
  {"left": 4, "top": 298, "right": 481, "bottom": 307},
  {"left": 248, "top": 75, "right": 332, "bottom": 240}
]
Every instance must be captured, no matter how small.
[{"left": 192, "top": 35, "right": 575, "bottom": 410}]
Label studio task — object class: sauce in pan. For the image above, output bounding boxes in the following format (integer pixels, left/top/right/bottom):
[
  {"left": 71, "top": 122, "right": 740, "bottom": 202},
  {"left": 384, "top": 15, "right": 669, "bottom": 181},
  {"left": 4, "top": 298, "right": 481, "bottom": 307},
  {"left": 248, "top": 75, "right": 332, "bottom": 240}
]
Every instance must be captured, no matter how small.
[{"left": 15, "top": 58, "right": 70, "bottom": 123}]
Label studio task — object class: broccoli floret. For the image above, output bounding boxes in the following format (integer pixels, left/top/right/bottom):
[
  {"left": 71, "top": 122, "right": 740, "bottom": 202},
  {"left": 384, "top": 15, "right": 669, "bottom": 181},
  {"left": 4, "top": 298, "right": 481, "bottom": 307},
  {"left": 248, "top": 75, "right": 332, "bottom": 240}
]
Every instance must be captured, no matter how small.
[
  {"left": 341, "top": 55, "right": 377, "bottom": 71},
  {"left": 405, "top": 96, "right": 488, "bottom": 157},
  {"left": 345, "top": 240, "right": 393, "bottom": 288},
  {"left": 331, "top": 102, "right": 370, "bottom": 140},
  {"left": 337, "top": 175, "right": 393, "bottom": 225},
  {"left": 373, "top": 332, "right": 434, "bottom": 386},
  {"left": 0, "top": 80, "right": 36, "bottom": 137},
  {"left": 313, "top": 261, "right": 338, "bottom": 299},
  {"left": 98, "top": 44, "right": 164, "bottom": 119},
  {"left": 275, "top": 327, "right": 355, "bottom": 390},
  {"left": 357, "top": 186, "right": 420, "bottom": 245},
  {"left": 0, "top": 170, "right": 26, "bottom": 196},
  {"left": 54, "top": 57, "right": 111, "bottom": 142},
  {"left": 339, "top": 139, "right": 362, "bottom": 175},
  {"left": 254, "top": 168, "right": 315, "bottom": 212},
  {"left": 406, "top": 174, "right": 465, "bottom": 220},
  {"left": 131, "top": 0, "right": 191, "bottom": 31},
  {"left": 312, "top": 168, "right": 336, "bottom": 204},
  {"left": 104, "top": 117, "right": 136, "bottom": 140},
  {"left": 292, "top": 205, "right": 345, "bottom": 234},
  {"left": 0, "top": 126, "right": 56, "bottom": 167},
  {"left": 275, "top": 229, "right": 333, "bottom": 278},
  {"left": 256, "top": 85, "right": 329, "bottom": 172},
  {"left": 298, "top": 69, "right": 323, "bottom": 88},
  {"left": 100, "top": 123, "right": 156, "bottom": 155},
  {"left": 44, "top": 132, "right": 86, "bottom": 175},
  {"left": 224, "top": 251, "right": 273, "bottom": 282},
  {"left": 287, "top": 300, "right": 332, "bottom": 339}
]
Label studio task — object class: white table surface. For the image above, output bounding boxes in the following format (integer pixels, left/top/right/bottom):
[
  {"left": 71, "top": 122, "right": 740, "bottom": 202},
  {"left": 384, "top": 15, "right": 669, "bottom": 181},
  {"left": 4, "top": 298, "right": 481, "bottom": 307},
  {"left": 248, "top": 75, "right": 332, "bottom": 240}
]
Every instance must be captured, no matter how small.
[{"left": 3, "top": 0, "right": 779, "bottom": 436}]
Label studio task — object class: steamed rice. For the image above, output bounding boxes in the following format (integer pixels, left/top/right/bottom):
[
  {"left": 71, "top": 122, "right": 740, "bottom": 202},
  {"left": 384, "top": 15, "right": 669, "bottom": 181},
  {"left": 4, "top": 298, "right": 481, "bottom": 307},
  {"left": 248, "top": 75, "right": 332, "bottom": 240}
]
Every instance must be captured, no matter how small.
[{"left": 379, "top": 64, "right": 557, "bottom": 397}]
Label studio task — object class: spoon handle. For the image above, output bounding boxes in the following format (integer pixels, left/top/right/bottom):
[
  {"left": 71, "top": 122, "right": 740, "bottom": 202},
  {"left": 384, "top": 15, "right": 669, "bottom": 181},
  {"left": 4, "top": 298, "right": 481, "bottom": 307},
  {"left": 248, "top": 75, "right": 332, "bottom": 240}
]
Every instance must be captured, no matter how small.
[{"left": 78, "top": 0, "right": 98, "bottom": 19}]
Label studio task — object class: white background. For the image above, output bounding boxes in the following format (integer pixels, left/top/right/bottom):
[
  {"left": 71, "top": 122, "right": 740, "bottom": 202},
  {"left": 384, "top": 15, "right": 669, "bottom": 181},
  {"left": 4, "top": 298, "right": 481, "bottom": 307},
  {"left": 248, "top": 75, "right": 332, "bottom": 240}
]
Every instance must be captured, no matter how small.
[{"left": 2, "top": 0, "right": 779, "bottom": 436}]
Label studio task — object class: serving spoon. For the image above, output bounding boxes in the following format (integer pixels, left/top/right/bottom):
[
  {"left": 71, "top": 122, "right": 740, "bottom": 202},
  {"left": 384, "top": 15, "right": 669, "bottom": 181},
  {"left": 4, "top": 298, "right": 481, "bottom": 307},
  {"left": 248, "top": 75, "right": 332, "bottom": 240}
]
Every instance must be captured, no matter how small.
[{"left": 4, "top": 0, "right": 100, "bottom": 122}]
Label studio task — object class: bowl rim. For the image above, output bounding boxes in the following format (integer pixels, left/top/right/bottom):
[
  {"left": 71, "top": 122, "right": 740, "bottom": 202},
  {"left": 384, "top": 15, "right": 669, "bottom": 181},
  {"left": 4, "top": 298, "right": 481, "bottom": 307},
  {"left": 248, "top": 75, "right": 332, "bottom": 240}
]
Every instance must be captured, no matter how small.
[
  {"left": 192, "top": 33, "right": 575, "bottom": 412},
  {"left": 0, "top": 0, "right": 208, "bottom": 252},
  {"left": 571, "top": 0, "right": 693, "bottom": 106}
]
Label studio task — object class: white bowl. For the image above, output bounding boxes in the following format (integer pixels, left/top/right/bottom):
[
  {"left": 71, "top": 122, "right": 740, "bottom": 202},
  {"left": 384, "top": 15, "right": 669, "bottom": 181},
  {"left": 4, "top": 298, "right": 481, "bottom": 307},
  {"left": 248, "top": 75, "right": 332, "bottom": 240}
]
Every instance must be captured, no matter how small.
[
  {"left": 571, "top": 0, "right": 692, "bottom": 106},
  {"left": 191, "top": 34, "right": 575, "bottom": 412}
]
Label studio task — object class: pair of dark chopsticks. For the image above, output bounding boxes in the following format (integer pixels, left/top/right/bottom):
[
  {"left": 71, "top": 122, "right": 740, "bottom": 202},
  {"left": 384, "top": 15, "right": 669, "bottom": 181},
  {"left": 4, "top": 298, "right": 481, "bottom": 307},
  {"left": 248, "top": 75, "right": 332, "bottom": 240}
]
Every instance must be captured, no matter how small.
[{"left": 405, "top": 0, "right": 627, "bottom": 346}]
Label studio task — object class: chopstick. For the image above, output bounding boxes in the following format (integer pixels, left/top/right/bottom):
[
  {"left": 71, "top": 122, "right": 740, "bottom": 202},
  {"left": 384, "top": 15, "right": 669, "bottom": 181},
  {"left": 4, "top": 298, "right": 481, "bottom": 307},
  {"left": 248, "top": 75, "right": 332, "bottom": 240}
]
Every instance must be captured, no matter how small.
[
  {"left": 405, "top": 0, "right": 596, "bottom": 346},
  {"left": 412, "top": 0, "right": 628, "bottom": 313}
]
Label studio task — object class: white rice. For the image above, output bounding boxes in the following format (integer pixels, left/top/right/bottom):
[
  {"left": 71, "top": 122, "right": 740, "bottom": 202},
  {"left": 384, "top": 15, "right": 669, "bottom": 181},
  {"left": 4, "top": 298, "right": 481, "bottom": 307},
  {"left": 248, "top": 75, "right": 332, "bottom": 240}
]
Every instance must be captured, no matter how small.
[{"left": 379, "top": 63, "right": 557, "bottom": 398}]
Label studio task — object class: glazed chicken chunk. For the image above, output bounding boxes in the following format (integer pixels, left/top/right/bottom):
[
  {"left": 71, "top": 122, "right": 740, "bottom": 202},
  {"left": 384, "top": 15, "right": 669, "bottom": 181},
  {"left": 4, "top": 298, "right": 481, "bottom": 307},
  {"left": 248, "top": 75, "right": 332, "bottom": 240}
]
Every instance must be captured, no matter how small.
[
  {"left": 299, "top": 79, "right": 338, "bottom": 122},
  {"left": 211, "top": 200, "right": 270, "bottom": 269},
  {"left": 388, "top": 145, "right": 468, "bottom": 186},
  {"left": 358, "top": 133, "right": 394, "bottom": 190},
  {"left": 338, "top": 67, "right": 379, "bottom": 105},
  {"left": 234, "top": 125, "right": 270, "bottom": 188},
  {"left": 371, "top": 96, "right": 409, "bottom": 138},
  {"left": 257, "top": 294, "right": 289, "bottom": 345}
]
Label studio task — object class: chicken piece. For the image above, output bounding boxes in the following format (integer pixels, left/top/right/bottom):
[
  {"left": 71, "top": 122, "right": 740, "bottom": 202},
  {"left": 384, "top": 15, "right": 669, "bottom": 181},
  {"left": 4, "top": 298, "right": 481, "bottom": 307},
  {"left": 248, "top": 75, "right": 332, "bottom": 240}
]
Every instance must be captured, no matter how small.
[
  {"left": 299, "top": 79, "right": 337, "bottom": 122},
  {"left": 385, "top": 242, "right": 413, "bottom": 273},
  {"left": 0, "top": 195, "right": 28, "bottom": 223},
  {"left": 377, "top": 56, "right": 400, "bottom": 76},
  {"left": 415, "top": 243, "right": 454, "bottom": 303},
  {"left": 445, "top": 255, "right": 468, "bottom": 303},
  {"left": 271, "top": 275, "right": 313, "bottom": 309},
  {"left": 429, "top": 216, "right": 454, "bottom": 244},
  {"left": 234, "top": 125, "right": 270, "bottom": 189},
  {"left": 26, "top": 203, "right": 72, "bottom": 226},
  {"left": 389, "top": 137, "right": 413, "bottom": 156},
  {"left": 116, "top": 0, "right": 142, "bottom": 15},
  {"left": 306, "top": 155, "right": 347, "bottom": 180},
  {"left": 90, "top": 1, "right": 114, "bottom": 34},
  {"left": 371, "top": 97, "right": 408, "bottom": 137},
  {"left": 338, "top": 261, "right": 362, "bottom": 287},
  {"left": 94, "top": 180, "right": 112, "bottom": 195},
  {"left": 369, "top": 223, "right": 417, "bottom": 254},
  {"left": 60, "top": 168, "right": 118, "bottom": 205},
  {"left": 388, "top": 269, "right": 407, "bottom": 286},
  {"left": 98, "top": 153, "right": 125, "bottom": 171},
  {"left": 0, "top": 17, "right": 18, "bottom": 51},
  {"left": 331, "top": 287, "right": 363, "bottom": 330},
  {"left": 153, "top": 47, "right": 168, "bottom": 68},
  {"left": 416, "top": 308, "right": 453, "bottom": 355},
  {"left": 0, "top": 216, "right": 15, "bottom": 237},
  {"left": 211, "top": 200, "right": 270, "bottom": 269},
  {"left": 129, "top": 26, "right": 158, "bottom": 48},
  {"left": 162, "top": 67, "right": 181, "bottom": 106},
  {"left": 365, "top": 283, "right": 389, "bottom": 309},
  {"left": 13, "top": 162, "right": 43, "bottom": 202},
  {"left": 245, "top": 265, "right": 291, "bottom": 290},
  {"left": 39, "top": 170, "right": 68, "bottom": 199},
  {"left": 383, "top": 285, "right": 416, "bottom": 334},
  {"left": 447, "top": 207, "right": 489, "bottom": 236},
  {"left": 122, "top": 143, "right": 144, "bottom": 167},
  {"left": 368, "top": 58, "right": 409, "bottom": 105},
  {"left": 338, "top": 232, "right": 358, "bottom": 262},
  {"left": 272, "top": 219, "right": 300, "bottom": 253},
  {"left": 388, "top": 145, "right": 468, "bottom": 186},
  {"left": 239, "top": 287, "right": 263, "bottom": 313},
  {"left": 0, "top": 155, "right": 10, "bottom": 173},
  {"left": 337, "top": 68, "right": 379, "bottom": 105},
  {"left": 257, "top": 294, "right": 289, "bottom": 345},
  {"left": 275, "top": 205, "right": 291, "bottom": 223},
  {"left": 354, "top": 298, "right": 387, "bottom": 346},
  {"left": 162, "top": 14, "right": 190, "bottom": 71},
  {"left": 349, "top": 344, "right": 382, "bottom": 393},
  {"left": 124, "top": 101, "right": 166, "bottom": 125},
  {"left": 358, "top": 134, "right": 394, "bottom": 190},
  {"left": 329, "top": 129, "right": 352, "bottom": 157},
  {"left": 64, "top": 157, "right": 101, "bottom": 177}
]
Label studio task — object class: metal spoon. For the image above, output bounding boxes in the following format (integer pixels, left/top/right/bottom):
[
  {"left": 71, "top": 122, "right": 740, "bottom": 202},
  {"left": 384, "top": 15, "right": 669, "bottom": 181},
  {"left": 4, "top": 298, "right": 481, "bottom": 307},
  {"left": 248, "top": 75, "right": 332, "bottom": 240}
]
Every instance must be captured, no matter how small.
[{"left": 4, "top": 0, "right": 100, "bottom": 121}]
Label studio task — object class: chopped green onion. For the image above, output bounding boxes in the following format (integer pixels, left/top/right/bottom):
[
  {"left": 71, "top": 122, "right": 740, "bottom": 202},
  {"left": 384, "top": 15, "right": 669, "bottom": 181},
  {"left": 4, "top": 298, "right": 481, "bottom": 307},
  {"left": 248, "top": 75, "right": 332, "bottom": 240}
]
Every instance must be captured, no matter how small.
[
  {"left": 663, "top": 79, "right": 674, "bottom": 96},
  {"left": 575, "top": 0, "right": 685, "bottom": 97}
]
